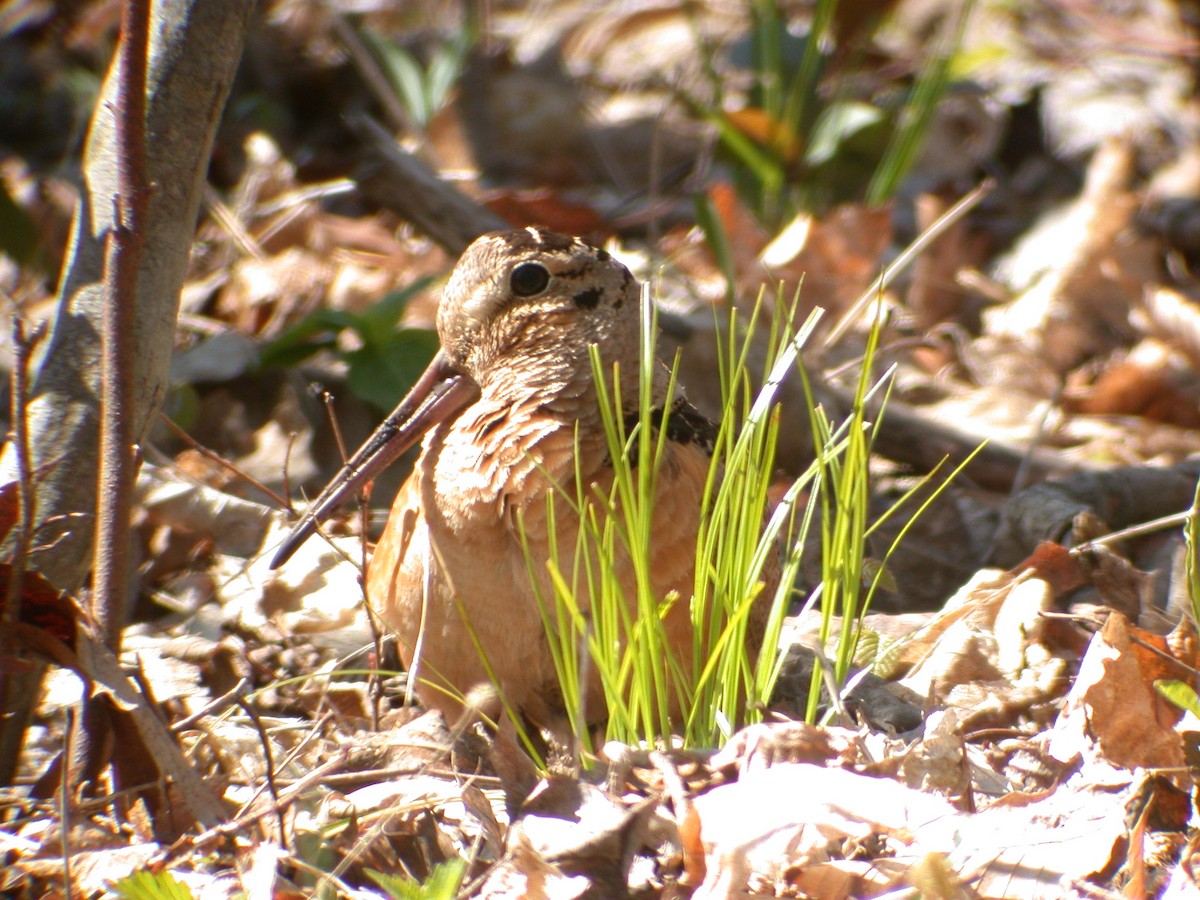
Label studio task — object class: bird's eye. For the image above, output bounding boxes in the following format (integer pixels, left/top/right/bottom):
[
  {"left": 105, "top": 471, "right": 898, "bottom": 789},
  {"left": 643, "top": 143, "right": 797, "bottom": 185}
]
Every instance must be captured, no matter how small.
[{"left": 509, "top": 262, "right": 550, "bottom": 297}]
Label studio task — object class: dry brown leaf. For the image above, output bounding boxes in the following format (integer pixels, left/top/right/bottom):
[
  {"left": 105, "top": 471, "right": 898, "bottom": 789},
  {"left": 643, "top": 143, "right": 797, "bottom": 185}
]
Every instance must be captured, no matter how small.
[
  {"left": 475, "top": 830, "right": 591, "bottom": 900},
  {"left": 482, "top": 188, "right": 612, "bottom": 240},
  {"left": 137, "top": 464, "right": 276, "bottom": 558},
  {"left": 1049, "top": 612, "right": 1186, "bottom": 769},
  {"left": 477, "top": 777, "right": 649, "bottom": 899},
  {"left": 898, "top": 710, "right": 973, "bottom": 812},
  {"left": 708, "top": 180, "right": 771, "bottom": 286},
  {"left": 248, "top": 520, "right": 366, "bottom": 635},
  {"left": 775, "top": 202, "right": 893, "bottom": 320},
  {"left": 217, "top": 247, "right": 332, "bottom": 334},
  {"left": 907, "top": 191, "right": 987, "bottom": 332},
  {"left": 562, "top": 1, "right": 720, "bottom": 85},
  {"left": 709, "top": 720, "right": 862, "bottom": 776},
  {"left": 8, "top": 842, "right": 164, "bottom": 896},
  {"left": 953, "top": 767, "right": 1135, "bottom": 899},
  {"left": 689, "top": 763, "right": 959, "bottom": 899},
  {"left": 896, "top": 568, "right": 1068, "bottom": 729},
  {"left": 1063, "top": 339, "right": 1200, "bottom": 429}
]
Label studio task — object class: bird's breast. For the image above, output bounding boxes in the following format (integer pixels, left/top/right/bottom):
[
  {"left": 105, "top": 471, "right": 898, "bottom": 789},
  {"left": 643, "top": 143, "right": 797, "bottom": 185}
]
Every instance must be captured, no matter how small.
[{"left": 422, "top": 398, "right": 603, "bottom": 539}]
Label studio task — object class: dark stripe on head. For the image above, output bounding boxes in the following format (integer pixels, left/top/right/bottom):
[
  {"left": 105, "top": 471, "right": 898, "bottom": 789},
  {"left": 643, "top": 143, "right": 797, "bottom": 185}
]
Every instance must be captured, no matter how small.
[{"left": 573, "top": 287, "right": 603, "bottom": 309}]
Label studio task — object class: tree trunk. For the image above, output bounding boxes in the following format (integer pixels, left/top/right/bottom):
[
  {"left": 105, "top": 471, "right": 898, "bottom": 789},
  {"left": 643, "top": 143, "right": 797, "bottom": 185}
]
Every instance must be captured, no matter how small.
[{"left": 0, "top": 0, "right": 256, "bottom": 593}]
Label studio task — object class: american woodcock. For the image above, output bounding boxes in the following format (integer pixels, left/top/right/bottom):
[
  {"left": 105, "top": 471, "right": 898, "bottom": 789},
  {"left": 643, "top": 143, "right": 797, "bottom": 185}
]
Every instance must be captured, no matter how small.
[{"left": 271, "top": 228, "right": 765, "bottom": 730}]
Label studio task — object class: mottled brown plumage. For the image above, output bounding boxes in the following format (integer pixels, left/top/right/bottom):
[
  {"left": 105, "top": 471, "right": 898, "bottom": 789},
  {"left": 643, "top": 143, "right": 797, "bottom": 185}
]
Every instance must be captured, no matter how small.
[{"left": 272, "top": 228, "right": 763, "bottom": 730}]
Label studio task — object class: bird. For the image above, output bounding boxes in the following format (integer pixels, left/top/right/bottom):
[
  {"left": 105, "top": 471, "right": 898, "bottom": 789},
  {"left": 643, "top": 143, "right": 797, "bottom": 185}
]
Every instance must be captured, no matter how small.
[{"left": 271, "top": 227, "right": 766, "bottom": 735}]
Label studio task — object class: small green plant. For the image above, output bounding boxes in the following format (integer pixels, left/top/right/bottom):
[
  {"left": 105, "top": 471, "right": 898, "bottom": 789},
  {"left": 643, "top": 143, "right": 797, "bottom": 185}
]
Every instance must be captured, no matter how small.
[
  {"left": 1154, "top": 477, "right": 1200, "bottom": 716},
  {"left": 509, "top": 259, "right": 978, "bottom": 750},
  {"left": 367, "top": 860, "right": 467, "bottom": 900},
  {"left": 111, "top": 870, "right": 196, "bottom": 900},
  {"left": 516, "top": 283, "right": 828, "bottom": 752},
  {"left": 687, "top": 0, "right": 970, "bottom": 224},
  {"left": 360, "top": 25, "right": 474, "bottom": 131},
  {"left": 258, "top": 277, "right": 438, "bottom": 412}
]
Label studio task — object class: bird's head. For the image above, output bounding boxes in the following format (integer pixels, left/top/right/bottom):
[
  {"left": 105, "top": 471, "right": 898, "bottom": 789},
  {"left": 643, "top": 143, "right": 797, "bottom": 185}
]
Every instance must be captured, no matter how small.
[
  {"left": 437, "top": 228, "right": 642, "bottom": 394},
  {"left": 269, "top": 228, "right": 651, "bottom": 568}
]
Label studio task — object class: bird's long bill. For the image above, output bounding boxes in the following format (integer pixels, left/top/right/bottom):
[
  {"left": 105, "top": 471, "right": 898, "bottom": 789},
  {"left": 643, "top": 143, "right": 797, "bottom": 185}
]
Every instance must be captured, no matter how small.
[{"left": 269, "top": 350, "right": 477, "bottom": 569}]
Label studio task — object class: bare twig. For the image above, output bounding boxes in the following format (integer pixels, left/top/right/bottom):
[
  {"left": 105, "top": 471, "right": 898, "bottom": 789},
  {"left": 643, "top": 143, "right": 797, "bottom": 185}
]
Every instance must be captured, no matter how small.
[
  {"left": 4, "top": 320, "right": 43, "bottom": 633},
  {"left": 351, "top": 113, "right": 508, "bottom": 255},
  {"left": 93, "top": 0, "right": 150, "bottom": 651},
  {"left": 159, "top": 413, "right": 291, "bottom": 509},
  {"left": 191, "top": 749, "right": 348, "bottom": 848},
  {"left": 824, "top": 179, "right": 994, "bottom": 348},
  {"left": 235, "top": 696, "right": 289, "bottom": 849},
  {"left": 60, "top": 707, "right": 73, "bottom": 900},
  {"left": 332, "top": 14, "right": 415, "bottom": 135},
  {"left": 0, "top": 316, "right": 48, "bottom": 788},
  {"left": 172, "top": 678, "right": 251, "bottom": 732}
]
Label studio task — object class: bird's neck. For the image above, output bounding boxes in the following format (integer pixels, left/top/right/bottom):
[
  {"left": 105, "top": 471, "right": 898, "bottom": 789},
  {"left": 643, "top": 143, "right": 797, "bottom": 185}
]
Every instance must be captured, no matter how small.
[{"left": 475, "top": 345, "right": 671, "bottom": 417}]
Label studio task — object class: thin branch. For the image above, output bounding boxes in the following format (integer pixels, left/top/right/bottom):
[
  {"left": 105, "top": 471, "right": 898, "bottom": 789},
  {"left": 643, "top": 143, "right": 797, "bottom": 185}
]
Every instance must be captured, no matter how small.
[
  {"left": 0, "top": 318, "right": 47, "bottom": 787},
  {"left": 158, "top": 413, "right": 292, "bottom": 509},
  {"left": 60, "top": 707, "right": 73, "bottom": 900},
  {"left": 824, "top": 179, "right": 994, "bottom": 348},
  {"left": 235, "top": 695, "right": 289, "bottom": 849},
  {"left": 93, "top": 0, "right": 151, "bottom": 649},
  {"left": 3, "top": 319, "right": 43, "bottom": 638}
]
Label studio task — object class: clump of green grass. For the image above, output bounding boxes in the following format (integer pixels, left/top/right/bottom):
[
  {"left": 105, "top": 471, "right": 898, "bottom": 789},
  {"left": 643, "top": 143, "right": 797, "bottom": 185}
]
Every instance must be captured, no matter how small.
[
  {"left": 511, "top": 249, "right": 988, "bottom": 754},
  {"left": 514, "top": 272, "right": 895, "bottom": 754}
]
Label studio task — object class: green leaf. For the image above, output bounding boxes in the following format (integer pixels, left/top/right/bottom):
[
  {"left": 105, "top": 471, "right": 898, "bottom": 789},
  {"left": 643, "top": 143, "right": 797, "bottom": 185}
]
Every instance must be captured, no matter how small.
[
  {"left": 111, "top": 870, "right": 195, "bottom": 900},
  {"left": 366, "top": 859, "right": 466, "bottom": 900},
  {"left": 257, "top": 308, "right": 357, "bottom": 370},
  {"left": 363, "top": 29, "right": 431, "bottom": 125},
  {"left": 1156, "top": 679, "right": 1200, "bottom": 718},
  {"left": 1186, "top": 477, "right": 1200, "bottom": 623},
  {"left": 258, "top": 278, "right": 433, "bottom": 371},
  {"left": 426, "top": 30, "right": 473, "bottom": 114},
  {"left": 345, "top": 328, "right": 439, "bottom": 411},
  {"left": 706, "top": 107, "right": 787, "bottom": 190},
  {"left": 805, "top": 101, "right": 886, "bottom": 167},
  {"left": 868, "top": 2, "right": 971, "bottom": 203},
  {"left": 356, "top": 277, "right": 435, "bottom": 342}
]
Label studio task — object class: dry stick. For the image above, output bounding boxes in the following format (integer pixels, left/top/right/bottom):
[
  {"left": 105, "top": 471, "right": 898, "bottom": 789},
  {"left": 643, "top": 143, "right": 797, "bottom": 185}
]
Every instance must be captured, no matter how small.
[
  {"left": 332, "top": 13, "right": 415, "bottom": 135},
  {"left": 158, "top": 413, "right": 291, "bottom": 509},
  {"left": 279, "top": 431, "right": 297, "bottom": 514},
  {"left": 824, "top": 178, "right": 994, "bottom": 349},
  {"left": 0, "top": 318, "right": 45, "bottom": 786},
  {"left": 171, "top": 678, "right": 250, "bottom": 732},
  {"left": 1008, "top": 380, "right": 1065, "bottom": 498},
  {"left": 235, "top": 696, "right": 289, "bottom": 850},
  {"left": 190, "top": 749, "right": 349, "bottom": 849},
  {"left": 60, "top": 707, "right": 73, "bottom": 900},
  {"left": 3, "top": 321, "right": 43, "bottom": 634},
  {"left": 94, "top": 0, "right": 149, "bottom": 651}
]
